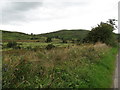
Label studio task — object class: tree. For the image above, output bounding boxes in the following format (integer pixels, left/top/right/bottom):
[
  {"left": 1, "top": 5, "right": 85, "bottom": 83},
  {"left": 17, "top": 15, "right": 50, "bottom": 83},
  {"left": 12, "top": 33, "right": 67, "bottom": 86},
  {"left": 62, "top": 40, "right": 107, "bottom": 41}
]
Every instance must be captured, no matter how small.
[
  {"left": 107, "top": 19, "right": 117, "bottom": 29},
  {"left": 86, "top": 19, "right": 117, "bottom": 46},
  {"left": 46, "top": 37, "right": 52, "bottom": 43},
  {"left": 31, "top": 33, "right": 33, "bottom": 35}
]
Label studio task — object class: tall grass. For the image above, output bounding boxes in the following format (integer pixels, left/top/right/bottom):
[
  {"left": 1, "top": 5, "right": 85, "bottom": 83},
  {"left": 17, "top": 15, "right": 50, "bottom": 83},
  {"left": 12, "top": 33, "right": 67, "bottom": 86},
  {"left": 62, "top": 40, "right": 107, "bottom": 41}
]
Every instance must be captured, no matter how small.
[{"left": 2, "top": 43, "right": 118, "bottom": 88}]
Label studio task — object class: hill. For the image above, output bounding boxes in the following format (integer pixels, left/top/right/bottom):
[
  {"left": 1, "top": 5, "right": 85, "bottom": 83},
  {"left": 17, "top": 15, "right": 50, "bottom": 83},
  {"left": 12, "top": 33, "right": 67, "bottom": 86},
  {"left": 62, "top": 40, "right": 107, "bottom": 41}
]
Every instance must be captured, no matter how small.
[
  {"left": 39, "top": 29, "right": 89, "bottom": 40},
  {"left": 1, "top": 30, "right": 31, "bottom": 40},
  {"left": 1, "top": 29, "right": 89, "bottom": 41}
]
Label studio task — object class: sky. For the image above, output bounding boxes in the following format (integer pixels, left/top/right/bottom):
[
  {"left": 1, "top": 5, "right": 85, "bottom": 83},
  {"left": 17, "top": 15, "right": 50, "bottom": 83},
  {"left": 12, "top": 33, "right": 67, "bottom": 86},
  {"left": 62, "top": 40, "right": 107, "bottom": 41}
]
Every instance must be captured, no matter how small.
[{"left": 0, "top": 0, "right": 119, "bottom": 34}]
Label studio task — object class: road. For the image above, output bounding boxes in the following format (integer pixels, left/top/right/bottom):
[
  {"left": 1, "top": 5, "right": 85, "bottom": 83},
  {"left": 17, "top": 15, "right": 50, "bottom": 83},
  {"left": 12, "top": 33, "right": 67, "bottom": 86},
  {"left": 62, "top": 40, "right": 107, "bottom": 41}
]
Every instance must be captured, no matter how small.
[
  {"left": 118, "top": 48, "right": 120, "bottom": 89},
  {"left": 113, "top": 48, "right": 120, "bottom": 89}
]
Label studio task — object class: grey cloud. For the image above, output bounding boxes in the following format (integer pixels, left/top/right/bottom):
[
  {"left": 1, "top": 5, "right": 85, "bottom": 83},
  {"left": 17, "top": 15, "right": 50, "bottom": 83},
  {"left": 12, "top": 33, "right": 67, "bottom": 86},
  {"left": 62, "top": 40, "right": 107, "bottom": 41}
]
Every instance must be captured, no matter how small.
[
  {"left": 44, "top": 1, "right": 89, "bottom": 8},
  {"left": 62, "top": 1, "right": 89, "bottom": 7},
  {"left": 1, "top": 0, "right": 90, "bottom": 25},
  {"left": 1, "top": 2, "right": 42, "bottom": 24},
  {"left": 10, "top": 2, "right": 42, "bottom": 12}
]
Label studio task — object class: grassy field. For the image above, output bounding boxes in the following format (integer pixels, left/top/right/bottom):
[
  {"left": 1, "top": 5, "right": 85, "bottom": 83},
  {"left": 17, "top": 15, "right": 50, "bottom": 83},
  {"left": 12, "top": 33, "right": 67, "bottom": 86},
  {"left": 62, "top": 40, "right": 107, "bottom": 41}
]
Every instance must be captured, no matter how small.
[
  {"left": 2, "top": 43, "right": 118, "bottom": 88},
  {"left": 2, "top": 42, "right": 73, "bottom": 51}
]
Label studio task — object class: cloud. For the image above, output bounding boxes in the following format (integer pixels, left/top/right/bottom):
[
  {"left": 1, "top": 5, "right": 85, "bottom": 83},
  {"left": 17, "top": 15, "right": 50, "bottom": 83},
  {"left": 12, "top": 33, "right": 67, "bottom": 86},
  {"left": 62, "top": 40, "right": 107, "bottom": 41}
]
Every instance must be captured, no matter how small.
[
  {"left": 25, "top": 1, "right": 90, "bottom": 21},
  {"left": 1, "top": 2, "right": 42, "bottom": 24},
  {"left": 0, "top": 0, "right": 119, "bottom": 34},
  {"left": 1, "top": 0, "right": 90, "bottom": 24},
  {"left": 43, "top": 0, "right": 90, "bottom": 9}
]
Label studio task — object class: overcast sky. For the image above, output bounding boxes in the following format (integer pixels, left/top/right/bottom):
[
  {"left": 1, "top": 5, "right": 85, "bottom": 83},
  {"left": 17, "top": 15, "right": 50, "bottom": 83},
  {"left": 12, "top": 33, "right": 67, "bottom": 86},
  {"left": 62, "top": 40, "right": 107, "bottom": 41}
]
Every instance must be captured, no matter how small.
[{"left": 0, "top": 0, "right": 119, "bottom": 34}]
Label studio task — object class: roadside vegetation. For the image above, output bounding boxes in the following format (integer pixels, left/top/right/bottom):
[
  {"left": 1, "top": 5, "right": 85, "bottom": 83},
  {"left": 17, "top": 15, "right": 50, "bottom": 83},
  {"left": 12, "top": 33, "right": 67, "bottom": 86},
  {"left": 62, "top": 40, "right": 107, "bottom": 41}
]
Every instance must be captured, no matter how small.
[
  {"left": 2, "top": 43, "right": 117, "bottom": 88},
  {"left": 2, "top": 19, "right": 119, "bottom": 88}
]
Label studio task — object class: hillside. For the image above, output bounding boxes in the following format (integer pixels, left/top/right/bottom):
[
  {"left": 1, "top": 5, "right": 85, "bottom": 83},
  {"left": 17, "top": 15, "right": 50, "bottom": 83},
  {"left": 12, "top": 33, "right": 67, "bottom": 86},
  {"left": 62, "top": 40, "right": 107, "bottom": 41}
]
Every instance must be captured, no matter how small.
[
  {"left": 1, "top": 30, "right": 31, "bottom": 40},
  {"left": 39, "top": 29, "right": 89, "bottom": 40},
  {"left": 1, "top": 29, "right": 89, "bottom": 41}
]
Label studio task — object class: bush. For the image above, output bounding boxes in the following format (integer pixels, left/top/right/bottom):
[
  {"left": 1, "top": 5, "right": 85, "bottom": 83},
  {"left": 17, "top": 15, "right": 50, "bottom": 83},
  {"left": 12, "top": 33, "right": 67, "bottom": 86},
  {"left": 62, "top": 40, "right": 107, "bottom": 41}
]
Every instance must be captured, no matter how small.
[
  {"left": 6, "top": 41, "right": 17, "bottom": 48},
  {"left": 46, "top": 37, "right": 52, "bottom": 43},
  {"left": 46, "top": 44, "right": 55, "bottom": 50},
  {"left": 62, "top": 40, "right": 67, "bottom": 43},
  {"left": 6, "top": 41, "right": 21, "bottom": 49}
]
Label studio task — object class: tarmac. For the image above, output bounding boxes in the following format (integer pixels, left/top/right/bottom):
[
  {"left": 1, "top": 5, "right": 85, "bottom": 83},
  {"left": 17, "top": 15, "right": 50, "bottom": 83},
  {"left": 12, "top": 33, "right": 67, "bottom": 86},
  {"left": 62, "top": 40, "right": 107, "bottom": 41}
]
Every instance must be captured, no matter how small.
[{"left": 113, "top": 48, "right": 120, "bottom": 89}]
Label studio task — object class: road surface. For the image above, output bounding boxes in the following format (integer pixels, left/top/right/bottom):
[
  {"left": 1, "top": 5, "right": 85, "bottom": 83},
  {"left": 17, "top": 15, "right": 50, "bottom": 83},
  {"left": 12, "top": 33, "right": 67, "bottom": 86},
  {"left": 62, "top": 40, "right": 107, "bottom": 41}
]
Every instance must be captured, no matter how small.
[{"left": 113, "top": 48, "right": 120, "bottom": 89}]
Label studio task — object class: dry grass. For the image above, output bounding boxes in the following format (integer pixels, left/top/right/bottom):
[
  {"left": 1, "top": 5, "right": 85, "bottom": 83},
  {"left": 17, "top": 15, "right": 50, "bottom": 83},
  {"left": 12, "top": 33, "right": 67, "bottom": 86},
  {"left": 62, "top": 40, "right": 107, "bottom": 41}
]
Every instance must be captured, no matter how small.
[
  {"left": 3, "top": 43, "right": 115, "bottom": 88},
  {"left": 3, "top": 43, "right": 108, "bottom": 67}
]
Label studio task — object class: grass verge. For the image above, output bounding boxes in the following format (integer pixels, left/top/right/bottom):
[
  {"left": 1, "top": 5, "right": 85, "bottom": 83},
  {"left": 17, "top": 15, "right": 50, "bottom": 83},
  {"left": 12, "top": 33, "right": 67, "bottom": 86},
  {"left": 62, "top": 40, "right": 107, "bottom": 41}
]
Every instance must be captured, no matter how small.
[{"left": 88, "top": 47, "right": 118, "bottom": 88}]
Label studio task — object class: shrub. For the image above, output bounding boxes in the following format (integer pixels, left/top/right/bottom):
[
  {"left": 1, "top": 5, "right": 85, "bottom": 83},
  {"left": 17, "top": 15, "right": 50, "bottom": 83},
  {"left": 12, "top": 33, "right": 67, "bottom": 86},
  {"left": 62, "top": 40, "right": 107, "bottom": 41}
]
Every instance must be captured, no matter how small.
[
  {"left": 46, "top": 37, "right": 52, "bottom": 43},
  {"left": 6, "top": 41, "right": 17, "bottom": 48},
  {"left": 46, "top": 44, "right": 55, "bottom": 50},
  {"left": 6, "top": 41, "right": 22, "bottom": 49},
  {"left": 62, "top": 40, "right": 67, "bottom": 43}
]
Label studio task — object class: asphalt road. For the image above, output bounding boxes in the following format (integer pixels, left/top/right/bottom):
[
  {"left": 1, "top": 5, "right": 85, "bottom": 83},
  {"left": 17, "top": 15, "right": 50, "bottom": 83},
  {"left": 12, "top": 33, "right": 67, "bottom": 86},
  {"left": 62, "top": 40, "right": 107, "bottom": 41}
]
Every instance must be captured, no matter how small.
[
  {"left": 113, "top": 48, "right": 120, "bottom": 89},
  {"left": 118, "top": 48, "right": 120, "bottom": 89}
]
